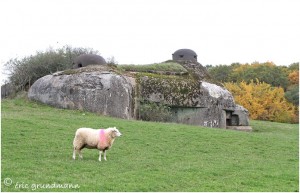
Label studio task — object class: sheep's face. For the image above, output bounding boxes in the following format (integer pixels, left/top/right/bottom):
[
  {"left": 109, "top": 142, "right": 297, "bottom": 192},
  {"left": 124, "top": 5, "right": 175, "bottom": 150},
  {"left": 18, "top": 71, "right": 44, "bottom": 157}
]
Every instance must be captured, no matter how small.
[{"left": 109, "top": 127, "right": 122, "bottom": 138}]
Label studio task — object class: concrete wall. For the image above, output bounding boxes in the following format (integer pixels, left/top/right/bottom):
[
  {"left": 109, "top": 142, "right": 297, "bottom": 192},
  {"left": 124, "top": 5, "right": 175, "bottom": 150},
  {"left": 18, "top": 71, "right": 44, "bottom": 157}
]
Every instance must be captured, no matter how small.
[
  {"left": 28, "top": 71, "right": 134, "bottom": 119},
  {"left": 170, "top": 107, "right": 227, "bottom": 128}
]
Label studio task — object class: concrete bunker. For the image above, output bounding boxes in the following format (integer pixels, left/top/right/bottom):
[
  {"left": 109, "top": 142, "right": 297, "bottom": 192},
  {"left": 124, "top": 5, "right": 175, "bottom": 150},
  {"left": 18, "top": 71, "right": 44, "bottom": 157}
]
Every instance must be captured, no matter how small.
[
  {"left": 28, "top": 48, "right": 252, "bottom": 131},
  {"left": 136, "top": 49, "right": 252, "bottom": 131},
  {"left": 172, "top": 49, "right": 198, "bottom": 63},
  {"left": 73, "top": 54, "right": 106, "bottom": 69}
]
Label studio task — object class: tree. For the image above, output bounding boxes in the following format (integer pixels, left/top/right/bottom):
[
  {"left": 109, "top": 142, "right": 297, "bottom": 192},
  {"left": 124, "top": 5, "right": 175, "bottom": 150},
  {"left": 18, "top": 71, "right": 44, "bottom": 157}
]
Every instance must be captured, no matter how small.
[
  {"left": 4, "top": 45, "right": 99, "bottom": 93},
  {"left": 106, "top": 56, "right": 118, "bottom": 65},
  {"left": 224, "top": 80, "right": 297, "bottom": 123},
  {"left": 207, "top": 63, "right": 239, "bottom": 82},
  {"left": 285, "top": 85, "right": 299, "bottom": 106},
  {"left": 229, "top": 62, "right": 289, "bottom": 90},
  {"left": 288, "top": 70, "right": 299, "bottom": 85},
  {"left": 288, "top": 62, "right": 299, "bottom": 71},
  {"left": 285, "top": 63, "right": 299, "bottom": 106}
]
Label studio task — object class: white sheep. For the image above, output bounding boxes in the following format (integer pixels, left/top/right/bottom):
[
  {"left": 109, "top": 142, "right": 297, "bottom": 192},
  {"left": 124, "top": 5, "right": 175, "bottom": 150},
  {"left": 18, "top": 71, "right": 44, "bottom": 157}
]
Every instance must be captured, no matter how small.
[{"left": 72, "top": 127, "right": 122, "bottom": 161}]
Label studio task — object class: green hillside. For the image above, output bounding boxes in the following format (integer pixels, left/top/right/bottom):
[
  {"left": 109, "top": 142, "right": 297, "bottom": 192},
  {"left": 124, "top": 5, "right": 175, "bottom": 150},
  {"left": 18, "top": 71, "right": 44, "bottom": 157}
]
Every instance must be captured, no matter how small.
[{"left": 1, "top": 95, "right": 299, "bottom": 192}]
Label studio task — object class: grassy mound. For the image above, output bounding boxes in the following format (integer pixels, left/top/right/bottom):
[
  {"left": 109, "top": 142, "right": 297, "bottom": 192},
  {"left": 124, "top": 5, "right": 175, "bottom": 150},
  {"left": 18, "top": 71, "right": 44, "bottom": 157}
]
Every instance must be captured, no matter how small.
[
  {"left": 118, "top": 61, "right": 188, "bottom": 73},
  {"left": 1, "top": 97, "right": 298, "bottom": 192}
]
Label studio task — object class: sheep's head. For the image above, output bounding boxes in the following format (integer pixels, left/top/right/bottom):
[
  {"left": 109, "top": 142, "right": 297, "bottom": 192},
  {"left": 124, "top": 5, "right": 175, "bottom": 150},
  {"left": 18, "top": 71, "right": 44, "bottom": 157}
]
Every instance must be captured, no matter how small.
[{"left": 108, "top": 127, "right": 122, "bottom": 138}]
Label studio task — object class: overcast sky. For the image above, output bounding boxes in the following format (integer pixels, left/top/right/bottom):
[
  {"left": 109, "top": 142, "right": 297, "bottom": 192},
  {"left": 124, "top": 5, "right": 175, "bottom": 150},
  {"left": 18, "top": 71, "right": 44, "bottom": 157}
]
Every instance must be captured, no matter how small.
[{"left": 1, "top": 0, "right": 299, "bottom": 84}]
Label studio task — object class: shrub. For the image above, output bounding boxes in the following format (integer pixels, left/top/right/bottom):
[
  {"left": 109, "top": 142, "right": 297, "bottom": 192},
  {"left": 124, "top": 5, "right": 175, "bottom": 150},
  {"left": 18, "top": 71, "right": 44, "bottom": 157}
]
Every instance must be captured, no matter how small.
[
  {"left": 4, "top": 45, "right": 99, "bottom": 94},
  {"left": 285, "top": 85, "right": 299, "bottom": 106},
  {"left": 106, "top": 56, "right": 118, "bottom": 65},
  {"left": 224, "top": 80, "right": 298, "bottom": 123},
  {"left": 139, "top": 101, "right": 172, "bottom": 122}
]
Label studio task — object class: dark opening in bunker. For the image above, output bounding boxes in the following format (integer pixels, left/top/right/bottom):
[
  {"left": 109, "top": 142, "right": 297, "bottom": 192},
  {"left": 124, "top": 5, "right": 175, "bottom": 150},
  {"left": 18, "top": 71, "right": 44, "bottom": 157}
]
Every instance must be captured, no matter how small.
[
  {"left": 225, "top": 110, "right": 239, "bottom": 126},
  {"left": 231, "top": 115, "right": 239, "bottom": 126}
]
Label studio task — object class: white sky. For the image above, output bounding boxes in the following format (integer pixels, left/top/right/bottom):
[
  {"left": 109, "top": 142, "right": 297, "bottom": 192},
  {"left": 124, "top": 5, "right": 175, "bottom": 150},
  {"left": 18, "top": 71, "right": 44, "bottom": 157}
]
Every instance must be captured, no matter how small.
[{"left": 0, "top": 0, "right": 299, "bottom": 84}]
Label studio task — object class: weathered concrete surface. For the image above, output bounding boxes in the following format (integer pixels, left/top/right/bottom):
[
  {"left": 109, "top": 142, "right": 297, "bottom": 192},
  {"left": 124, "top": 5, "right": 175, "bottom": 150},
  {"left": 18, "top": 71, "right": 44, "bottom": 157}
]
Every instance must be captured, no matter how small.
[
  {"left": 28, "top": 71, "right": 134, "bottom": 119},
  {"left": 232, "top": 105, "right": 250, "bottom": 126},
  {"left": 171, "top": 107, "right": 225, "bottom": 128},
  {"left": 138, "top": 74, "right": 251, "bottom": 130},
  {"left": 72, "top": 54, "right": 106, "bottom": 69},
  {"left": 179, "top": 61, "right": 212, "bottom": 80},
  {"left": 139, "top": 76, "right": 236, "bottom": 110},
  {"left": 28, "top": 60, "right": 252, "bottom": 131},
  {"left": 172, "top": 49, "right": 198, "bottom": 63}
]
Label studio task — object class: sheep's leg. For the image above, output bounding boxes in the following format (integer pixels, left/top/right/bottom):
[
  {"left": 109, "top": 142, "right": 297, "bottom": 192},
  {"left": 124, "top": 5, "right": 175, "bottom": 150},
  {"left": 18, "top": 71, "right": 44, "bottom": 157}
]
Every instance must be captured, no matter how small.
[
  {"left": 99, "top": 150, "right": 102, "bottom": 161},
  {"left": 74, "top": 148, "right": 83, "bottom": 159},
  {"left": 103, "top": 150, "right": 107, "bottom": 161},
  {"left": 72, "top": 148, "right": 76, "bottom": 160},
  {"left": 78, "top": 150, "right": 83, "bottom": 159}
]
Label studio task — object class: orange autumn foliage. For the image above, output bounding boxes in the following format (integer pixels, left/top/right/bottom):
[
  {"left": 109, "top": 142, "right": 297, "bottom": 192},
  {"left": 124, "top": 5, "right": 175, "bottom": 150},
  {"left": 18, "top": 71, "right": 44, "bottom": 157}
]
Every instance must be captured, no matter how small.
[
  {"left": 224, "top": 80, "right": 297, "bottom": 123},
  {"left": 288, "top": 70, "right": 299, "bottom": 85}
]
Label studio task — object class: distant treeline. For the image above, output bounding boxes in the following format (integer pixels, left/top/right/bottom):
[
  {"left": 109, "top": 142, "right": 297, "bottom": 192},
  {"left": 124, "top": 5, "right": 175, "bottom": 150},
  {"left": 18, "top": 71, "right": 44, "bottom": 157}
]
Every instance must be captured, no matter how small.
[{"left": 206, "top": 62, "right": 299, "bottom": 123}]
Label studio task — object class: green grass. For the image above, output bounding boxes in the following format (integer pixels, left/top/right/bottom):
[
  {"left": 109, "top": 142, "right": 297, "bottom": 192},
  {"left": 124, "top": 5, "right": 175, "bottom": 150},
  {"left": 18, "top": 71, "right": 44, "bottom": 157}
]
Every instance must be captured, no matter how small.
[
  {"left": 1, "top": 97, "right": 299, "bottom": 192},
  {"left": 118, "top": 62, "right": 188, "bottom": 73}
]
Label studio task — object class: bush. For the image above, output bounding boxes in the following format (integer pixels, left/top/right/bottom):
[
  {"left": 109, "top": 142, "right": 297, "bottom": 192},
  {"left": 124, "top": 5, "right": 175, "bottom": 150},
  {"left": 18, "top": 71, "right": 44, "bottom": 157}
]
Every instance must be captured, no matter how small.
[
  {"left": 224, "top": 80, "right": 298, "bottom": 123},
  {"left": 285, "top": 85, "right": 299, "bottom": 106},
  {"left": 4, "top": 45, "right": 99, "bottom": 94},
  {"left": 106, "top": 56, "right": 118, "bottom": 65},
  {"left": 139, "top": 101, "right": 172, "bottom": 122}
]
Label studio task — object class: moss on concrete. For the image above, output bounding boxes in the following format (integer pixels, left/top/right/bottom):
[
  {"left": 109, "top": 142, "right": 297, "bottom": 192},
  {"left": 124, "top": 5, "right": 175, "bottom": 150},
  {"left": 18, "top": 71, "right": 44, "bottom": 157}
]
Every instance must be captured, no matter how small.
[
  {"left": 136, "top": 72, "right": 203, "bottom": 107},
  {"left": 118, "top": 62, "right": 188, "bottom": 74},
  {"left": 58, "top": 61, "right": 218, "bottom": 108}
]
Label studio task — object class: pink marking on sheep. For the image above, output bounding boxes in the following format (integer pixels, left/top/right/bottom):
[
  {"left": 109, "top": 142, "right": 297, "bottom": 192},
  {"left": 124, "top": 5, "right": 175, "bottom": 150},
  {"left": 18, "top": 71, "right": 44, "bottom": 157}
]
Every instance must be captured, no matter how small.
[{"left": 99, "top": 129, "right": 108, "bottom": 149}]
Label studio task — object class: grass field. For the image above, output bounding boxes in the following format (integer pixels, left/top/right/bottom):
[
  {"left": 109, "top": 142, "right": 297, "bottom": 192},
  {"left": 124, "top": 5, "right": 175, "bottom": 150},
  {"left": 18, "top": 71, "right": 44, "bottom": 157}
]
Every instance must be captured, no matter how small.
[{"left": 1, "top": 96, "right": 299, "bottom": 192}]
